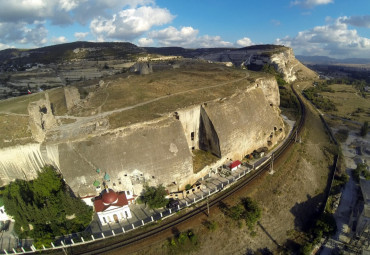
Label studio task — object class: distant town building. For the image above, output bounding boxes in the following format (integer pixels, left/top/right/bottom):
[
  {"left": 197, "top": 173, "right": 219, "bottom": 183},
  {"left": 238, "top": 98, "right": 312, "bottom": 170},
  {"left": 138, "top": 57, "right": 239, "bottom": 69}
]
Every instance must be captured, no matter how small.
[{"left": 94, "top": 189, "right": 134, "bottom": 225}]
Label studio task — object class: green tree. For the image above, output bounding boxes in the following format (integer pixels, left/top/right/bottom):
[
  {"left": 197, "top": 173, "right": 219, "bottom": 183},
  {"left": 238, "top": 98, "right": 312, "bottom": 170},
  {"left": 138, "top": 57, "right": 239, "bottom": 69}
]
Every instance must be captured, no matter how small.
[
  {"left": 2, "top": 165, "right": 93, "bottom": 248},
  {"left": 241, "top": 197, "right": 262, "bottom": 230},
  {"left": 141, "top": 184, "right": 169, "bottom": 209},
  {"left": 222, "top": 197, "right": 262, "bottom": 232}
]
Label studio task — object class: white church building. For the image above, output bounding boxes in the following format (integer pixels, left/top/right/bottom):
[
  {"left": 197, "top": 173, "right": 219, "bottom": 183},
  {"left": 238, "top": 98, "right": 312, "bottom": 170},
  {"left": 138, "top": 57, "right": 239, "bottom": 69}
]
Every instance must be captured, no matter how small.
[{"left": 94, "top": 189, "right": 134, "bottom": 225}]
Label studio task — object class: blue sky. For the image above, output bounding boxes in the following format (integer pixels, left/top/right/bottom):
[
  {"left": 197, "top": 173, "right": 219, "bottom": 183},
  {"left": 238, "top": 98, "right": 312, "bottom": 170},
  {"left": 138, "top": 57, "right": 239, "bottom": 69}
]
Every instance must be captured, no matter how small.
[{"left": 0, "top": 0, "right": 369, "bottom": 58}]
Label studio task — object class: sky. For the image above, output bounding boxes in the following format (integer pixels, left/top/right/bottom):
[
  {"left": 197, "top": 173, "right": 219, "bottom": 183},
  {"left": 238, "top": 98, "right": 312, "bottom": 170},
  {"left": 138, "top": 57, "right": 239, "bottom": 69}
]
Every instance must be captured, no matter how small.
[{"left": 0, "top": 0, "right": 369, "bottom": 58}]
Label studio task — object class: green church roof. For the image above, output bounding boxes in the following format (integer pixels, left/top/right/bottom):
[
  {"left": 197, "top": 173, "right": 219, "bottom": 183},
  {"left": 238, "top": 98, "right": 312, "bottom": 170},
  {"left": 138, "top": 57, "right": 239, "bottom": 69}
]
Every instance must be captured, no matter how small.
[{"left": 104, "top": 173, "right": 110, "bottom": 181}]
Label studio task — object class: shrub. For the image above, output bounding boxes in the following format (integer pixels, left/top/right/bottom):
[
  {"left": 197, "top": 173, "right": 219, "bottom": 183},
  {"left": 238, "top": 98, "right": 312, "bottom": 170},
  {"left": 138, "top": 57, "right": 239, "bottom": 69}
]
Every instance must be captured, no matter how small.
[
  {"left": 202, "top": 220, "right": 218, "bottom": 231},
  {"left": 335, "top": 129, "right": 349, "bottom": 143},
  {"left": 353, "top": 163, "right": 369, "bottom": 182},
  {"left": 221, "top": 197, "right": 261, "bottom": 232},
  {"left": 141, "top": 184, "right": 169, "bottom": 209},
  {"left": 301, "top": 242, "right": 313, "bottom": 255}
]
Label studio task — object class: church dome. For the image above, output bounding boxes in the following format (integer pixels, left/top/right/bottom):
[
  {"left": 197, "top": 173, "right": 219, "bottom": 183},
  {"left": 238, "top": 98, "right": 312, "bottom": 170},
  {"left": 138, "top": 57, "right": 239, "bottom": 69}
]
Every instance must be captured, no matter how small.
[{"left": 102, "top": 189, "right": 118, "bottom": 204}]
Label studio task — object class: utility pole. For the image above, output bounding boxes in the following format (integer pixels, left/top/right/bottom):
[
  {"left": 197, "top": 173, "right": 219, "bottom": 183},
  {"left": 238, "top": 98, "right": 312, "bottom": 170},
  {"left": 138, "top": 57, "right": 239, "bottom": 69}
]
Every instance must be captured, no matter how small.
[
  {"left": 207, "top": 196, "right": 210, "bottom": 217},
  {"left": 269, "top": 153, "right": 274, "bottom": 174},
  {"left": 295, "top": 129, "right": 298, "bottom": 143}
]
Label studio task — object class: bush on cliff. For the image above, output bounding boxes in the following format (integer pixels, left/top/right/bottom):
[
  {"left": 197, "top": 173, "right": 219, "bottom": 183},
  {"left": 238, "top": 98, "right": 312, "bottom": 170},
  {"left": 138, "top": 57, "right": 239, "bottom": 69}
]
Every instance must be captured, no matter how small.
[
  {"left": 262, "top": 64, "right": 287, "bottom": 86},
  {"left": 2, "top": 165, "right": 93, "bottom": 248}
]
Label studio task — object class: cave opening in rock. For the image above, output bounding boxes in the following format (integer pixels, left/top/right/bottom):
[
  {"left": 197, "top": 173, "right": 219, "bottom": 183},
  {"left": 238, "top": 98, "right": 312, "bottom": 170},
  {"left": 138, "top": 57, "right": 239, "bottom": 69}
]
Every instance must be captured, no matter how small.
[{"left": 39, "top": 106, "right": 47, "bottom": 114}]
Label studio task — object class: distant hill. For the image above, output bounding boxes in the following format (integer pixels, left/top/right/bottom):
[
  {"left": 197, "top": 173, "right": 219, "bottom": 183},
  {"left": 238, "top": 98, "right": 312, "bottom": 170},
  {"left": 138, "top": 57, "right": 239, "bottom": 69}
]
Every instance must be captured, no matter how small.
[
  {"left": 0, "top": 41, "right": 288, "bottom": 65},
  {"left": 0, "top": 41, "right": 144, "bottom": 64},
  {"left": 296, "top": 55, "right": 370, "bottom": 65}
]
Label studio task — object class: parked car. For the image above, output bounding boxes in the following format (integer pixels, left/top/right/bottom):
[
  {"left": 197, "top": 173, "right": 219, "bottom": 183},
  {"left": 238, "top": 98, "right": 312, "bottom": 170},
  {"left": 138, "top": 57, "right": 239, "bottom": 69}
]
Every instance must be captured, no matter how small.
[{"left": 167, "top": 199, "right": 180, "bottom": 209}]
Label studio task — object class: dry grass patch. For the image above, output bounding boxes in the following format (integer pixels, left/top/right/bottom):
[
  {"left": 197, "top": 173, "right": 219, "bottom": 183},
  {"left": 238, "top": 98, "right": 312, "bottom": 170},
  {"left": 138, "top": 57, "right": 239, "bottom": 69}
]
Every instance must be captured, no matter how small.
[
  {"left": 0, "top": 114, "right": 33, "bottom": 148},
  {"left": 0, "top": 92, "right": 44, "bottom": 114},
  {"left": 192, "top": 150, "right": 220, "bottom": 174}
]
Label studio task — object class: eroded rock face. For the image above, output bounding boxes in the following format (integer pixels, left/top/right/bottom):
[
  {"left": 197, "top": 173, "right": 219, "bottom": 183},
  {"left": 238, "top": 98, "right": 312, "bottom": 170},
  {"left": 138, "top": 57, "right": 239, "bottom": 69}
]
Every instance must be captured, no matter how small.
[
  {"left": 57, "top": 118, "right": 193, "bottom": 196},
  {"left": 27, "top": 94, "right": 57, "bottom": 142},
  {"left": 198, "top": 47, "right": 316, "bottom": 83},
  {"left": 202, "top": 87, "right": 284, "bottom": 161},
  {"left": 270, "top": 48, "right": 297, "bottom": 82},
  {"left": 0, "top": 76, "right": 285, "bottom": 197},
  {"left": 130, "top": 62, "right": 153, "bottom": 75},
  {"left": 64, "top": 86, "right": 80, "bottom": 111}
]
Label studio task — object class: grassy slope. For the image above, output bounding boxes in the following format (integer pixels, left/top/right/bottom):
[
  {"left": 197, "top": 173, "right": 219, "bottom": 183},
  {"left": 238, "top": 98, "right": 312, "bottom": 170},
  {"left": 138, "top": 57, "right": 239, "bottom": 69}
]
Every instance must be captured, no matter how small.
[{"left": 321, "top": 84, "right": 370, "bottom": 122}]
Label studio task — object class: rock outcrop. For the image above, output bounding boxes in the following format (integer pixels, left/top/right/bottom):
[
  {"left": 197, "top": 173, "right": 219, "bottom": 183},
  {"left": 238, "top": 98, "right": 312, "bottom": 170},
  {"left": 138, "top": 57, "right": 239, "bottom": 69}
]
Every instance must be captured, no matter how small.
[
  {"left": 198, "top": 46, "right": 317, "bottom": 82},
  {"left": 64, "top": 86, "right": 81, "bottom": 111},
  {"left": 27, "top": 93, "right": 57, "bottom": 142},
  {"left": 130, "top": 62, "right": 153, "bottom": 75},
  {"left": 0, "top": 74, "right": 286, "bottom": 197}
]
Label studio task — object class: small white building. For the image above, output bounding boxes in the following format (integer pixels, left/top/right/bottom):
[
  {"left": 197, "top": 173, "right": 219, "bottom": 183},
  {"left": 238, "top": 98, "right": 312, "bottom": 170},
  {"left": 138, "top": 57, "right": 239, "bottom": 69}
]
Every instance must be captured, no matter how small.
[
  {"left": 0, "top": 198, "right": 13, "bottom": 222},
  {"left": 94, "top": 189, "right": 134, "bottom": 225},
  {"left": 229, "top": 160, "right": 242, "bottom": 171}
]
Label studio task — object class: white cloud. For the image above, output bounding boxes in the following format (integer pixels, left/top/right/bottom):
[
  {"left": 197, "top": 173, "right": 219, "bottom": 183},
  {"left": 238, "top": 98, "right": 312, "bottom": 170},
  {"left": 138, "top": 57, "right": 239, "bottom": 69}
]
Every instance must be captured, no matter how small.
[
  {"left": 0, "top": 42, "right": 13, "bottom": 50},
  {"left": 0, "top": 0, "right": 155, "bottom": 25},
  {"left": 236, "top": 37, "right": 253, "bottom": 47},
  {"left": 275, "top": 17, "right": 370, "bottom": 58},
  {"left": 148, "top": 26, "right": 233, "bottom": 48},
  {"left": 340, "top": 15, "right": 370, "bottom": 28},
  {"left": 51, "top": 36, "right": 68, "bottom": 44},
  {"left": 58, "top": 0, "right": 80, "bottom": 11},
  {"left": 291, "top": 0, "right": 333, "bottom": 8},
  {"left": 149, "top": 26, "right": 198, "bottom": 46},
  {"left": 138, "top": 37, "right": 154, "bottom": 46},
  {"left": 0, "top": 21, "right": 48, "bottom": 47},
  {"left": 74, "top": 32, "right": 89, "bottom": 40},
  {"left": 90, "top": 6, "right": 174, "bottom": 41}
]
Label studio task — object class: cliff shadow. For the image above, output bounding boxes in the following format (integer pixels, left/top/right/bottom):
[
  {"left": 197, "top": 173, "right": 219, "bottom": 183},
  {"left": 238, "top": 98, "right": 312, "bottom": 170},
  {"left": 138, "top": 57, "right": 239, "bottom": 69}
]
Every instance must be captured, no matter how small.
[{"left": 198, "top": 105, "right": 221, "bottom": 158}]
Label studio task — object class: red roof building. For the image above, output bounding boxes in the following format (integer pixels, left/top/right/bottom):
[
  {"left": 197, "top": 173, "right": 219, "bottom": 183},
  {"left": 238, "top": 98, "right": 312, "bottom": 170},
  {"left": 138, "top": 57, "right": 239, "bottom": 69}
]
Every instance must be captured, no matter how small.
[{"left": 230, "top": 160, "right": 241, "bottom": 171}]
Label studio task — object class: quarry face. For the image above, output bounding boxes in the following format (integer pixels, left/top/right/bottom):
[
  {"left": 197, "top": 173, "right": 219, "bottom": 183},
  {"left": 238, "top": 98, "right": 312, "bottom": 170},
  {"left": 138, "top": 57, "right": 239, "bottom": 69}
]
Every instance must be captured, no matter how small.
[{"left": 0, "top": 61, "right": 286, "bottom": 197}]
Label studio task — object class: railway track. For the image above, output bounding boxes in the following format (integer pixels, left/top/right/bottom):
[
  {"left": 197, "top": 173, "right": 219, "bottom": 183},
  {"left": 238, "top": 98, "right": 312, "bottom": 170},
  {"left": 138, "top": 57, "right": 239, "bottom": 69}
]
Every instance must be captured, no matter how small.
[{"left": 68, "top": 84, "right": 306, "bottom": 255}]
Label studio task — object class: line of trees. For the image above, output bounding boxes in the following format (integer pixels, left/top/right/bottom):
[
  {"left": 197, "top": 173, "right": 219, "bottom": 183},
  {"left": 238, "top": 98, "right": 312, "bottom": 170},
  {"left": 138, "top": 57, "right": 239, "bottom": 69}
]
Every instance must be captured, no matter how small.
[{"left": 303, "top": 84, "right": 337, "bottom": 111}]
